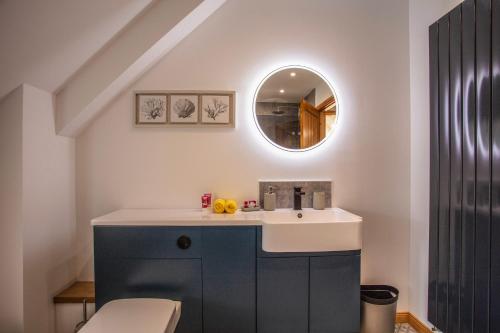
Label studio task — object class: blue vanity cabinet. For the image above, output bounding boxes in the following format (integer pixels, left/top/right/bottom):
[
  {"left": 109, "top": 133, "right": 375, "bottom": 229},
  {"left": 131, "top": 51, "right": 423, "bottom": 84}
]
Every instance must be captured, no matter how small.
[
  {"left": 256, "top": 229, "right": 361, "bottom": 333},
  {"left": 202, "top": 227, "right": 256, "bottom": 333},
  {"left": 94, "top": 227, "right": 203, "bottom": 333},
  {"left": 257, "top": 257, "right": 309, "bottom": 333},
  {"left": 309, "top": 255, "right": 361, "bottom": 333},
  {"left": 94, "top": 225, "right": 361, "bottom": 333},
  {"left": 94, "top": 226, "right": 257, "bottom": 333},
  {"left": 256, "top": 254, "right": 360, "bottom": 333}
]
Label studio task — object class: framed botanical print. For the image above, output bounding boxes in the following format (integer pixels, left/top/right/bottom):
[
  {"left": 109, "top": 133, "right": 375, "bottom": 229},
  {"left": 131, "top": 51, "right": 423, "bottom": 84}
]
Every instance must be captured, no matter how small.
[
  {"left": 136, "top": 93, "right": 167, "bottom": 124},
  {"left": 135, "top": 91, "right": 234, "bottom": 127},
  {"left": 201, "top": 94, "right": 231, "bottom": 124}
]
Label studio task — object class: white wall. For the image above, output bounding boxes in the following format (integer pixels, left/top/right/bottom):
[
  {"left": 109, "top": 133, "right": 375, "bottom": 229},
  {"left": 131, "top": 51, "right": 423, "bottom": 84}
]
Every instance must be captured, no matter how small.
[
  {"left": 21, "top": 85, "right": 77, "bottom": 333},
  {"left": 0, "top": 87, "right": 24, "bottom": 333},
  {"left": 77, "top": 0, "right": 411, "bottom": 310},
  {"left": 0, "top": 85, "right": 77, "bottom": 333},
  {"left": 408, "top": 0, "right": 463, "bottom": 324}
]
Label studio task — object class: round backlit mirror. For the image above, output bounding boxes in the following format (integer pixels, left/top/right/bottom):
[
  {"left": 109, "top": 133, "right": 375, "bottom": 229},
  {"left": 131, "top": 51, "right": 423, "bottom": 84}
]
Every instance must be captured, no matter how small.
[{"left": 254, "top": 66, "right": 338, "bottom": 151}]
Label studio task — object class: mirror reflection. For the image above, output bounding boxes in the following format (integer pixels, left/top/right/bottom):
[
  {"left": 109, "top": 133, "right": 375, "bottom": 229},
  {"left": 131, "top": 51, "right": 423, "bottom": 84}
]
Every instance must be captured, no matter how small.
[{"left": 255, "top": 67, "right": 337, "bottom": 150}]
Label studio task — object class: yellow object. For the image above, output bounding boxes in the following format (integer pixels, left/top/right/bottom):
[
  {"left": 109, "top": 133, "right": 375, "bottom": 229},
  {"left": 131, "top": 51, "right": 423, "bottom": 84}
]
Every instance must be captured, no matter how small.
[
  {"left": 213, "top": 199, "right": 226, "bottom": 214},
  {"left": 225, "top": 199, "right": 237, "bottom": 214}
]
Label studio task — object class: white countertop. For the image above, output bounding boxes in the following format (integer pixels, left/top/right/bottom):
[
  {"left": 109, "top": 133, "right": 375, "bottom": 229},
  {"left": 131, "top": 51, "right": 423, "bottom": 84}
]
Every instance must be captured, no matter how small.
[
  {"left": 91, "top": 208, "right": 263, "bottom": 226},
  {"left": 91, "top": 208, "right": 361, "bottom": 226}
]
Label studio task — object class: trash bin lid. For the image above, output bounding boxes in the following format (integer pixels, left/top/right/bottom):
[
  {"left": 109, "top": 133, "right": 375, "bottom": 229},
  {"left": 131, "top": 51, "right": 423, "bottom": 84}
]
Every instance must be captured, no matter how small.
[{"left": 361, "top": 285, "right": 399, "bottom": 305}]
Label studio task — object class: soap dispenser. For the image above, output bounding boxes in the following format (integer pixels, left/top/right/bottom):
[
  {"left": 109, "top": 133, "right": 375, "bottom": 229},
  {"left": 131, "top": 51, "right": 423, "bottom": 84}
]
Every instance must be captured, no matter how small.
[{"left": 264, "top": 186, "right": 276, "bottom": 211}]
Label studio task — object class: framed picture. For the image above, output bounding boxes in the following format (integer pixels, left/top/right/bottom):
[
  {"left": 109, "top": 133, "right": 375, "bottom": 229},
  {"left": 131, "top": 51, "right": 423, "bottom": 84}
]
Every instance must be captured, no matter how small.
[
  {"left": 136, "top": 94, "right": 167, "bottom": 124},
  {"left": 169, "top": 95, "right": 198, "bottom": 123},
  {"left": 134, "top": 91, "right": 234, "bottom": 127},
  {"left": 201, "top": 94, "right": 231, "bottom": 124}
]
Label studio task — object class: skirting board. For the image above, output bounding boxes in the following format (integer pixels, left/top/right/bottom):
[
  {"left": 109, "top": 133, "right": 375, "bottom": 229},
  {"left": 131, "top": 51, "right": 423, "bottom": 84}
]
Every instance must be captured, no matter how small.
[{"left": 396, "top": 312, "right": 433, "bottom": 333}]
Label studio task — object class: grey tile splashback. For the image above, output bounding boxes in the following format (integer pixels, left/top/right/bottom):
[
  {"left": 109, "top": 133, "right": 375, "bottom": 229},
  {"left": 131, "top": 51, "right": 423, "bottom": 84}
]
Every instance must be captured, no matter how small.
[{"left": 259, "top": 181, "right": 332, "bottom": 209}]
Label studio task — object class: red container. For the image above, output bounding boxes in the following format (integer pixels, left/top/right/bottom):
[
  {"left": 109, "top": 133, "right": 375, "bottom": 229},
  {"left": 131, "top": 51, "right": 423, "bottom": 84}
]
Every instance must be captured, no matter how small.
[
  {"left": 204, "top": 193, "right": 212, "bottom": 206},
  {"left": 201, "top": 195, "right": 209, "bottom": 208}
]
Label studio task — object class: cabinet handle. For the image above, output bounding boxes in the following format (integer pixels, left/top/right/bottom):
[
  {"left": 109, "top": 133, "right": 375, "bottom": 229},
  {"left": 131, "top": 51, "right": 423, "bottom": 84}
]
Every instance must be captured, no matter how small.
[{"left": 177, "top": 235, "right": 191, "bottom": 250}]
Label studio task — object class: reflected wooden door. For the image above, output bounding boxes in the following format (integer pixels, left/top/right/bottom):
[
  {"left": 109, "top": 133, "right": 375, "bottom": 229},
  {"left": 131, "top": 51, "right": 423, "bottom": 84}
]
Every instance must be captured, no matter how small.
[{"left": 299, "top": 99, "right": 320, "bottom": 149}]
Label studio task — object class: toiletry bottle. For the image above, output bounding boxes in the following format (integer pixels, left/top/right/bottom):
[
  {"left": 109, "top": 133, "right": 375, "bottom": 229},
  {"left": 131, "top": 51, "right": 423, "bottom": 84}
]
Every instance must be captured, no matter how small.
[
  {"left": 264, "top": 186, "right": 276, "bottom": 211},
  {"left": 313, "top": 191, "right": 325, "bottom": 210}
]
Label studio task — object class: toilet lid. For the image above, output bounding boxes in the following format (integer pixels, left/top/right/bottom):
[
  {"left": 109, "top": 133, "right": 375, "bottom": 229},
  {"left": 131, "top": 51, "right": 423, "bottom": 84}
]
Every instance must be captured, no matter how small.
[{"left": 79, "top": 298, "right": 181, "bottom": 333}]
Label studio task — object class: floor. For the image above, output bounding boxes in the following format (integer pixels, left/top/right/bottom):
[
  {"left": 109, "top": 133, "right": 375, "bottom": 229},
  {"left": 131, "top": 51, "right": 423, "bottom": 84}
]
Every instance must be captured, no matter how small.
[{"left": 395, "top": 323, "right": 418, "bottom": 333}]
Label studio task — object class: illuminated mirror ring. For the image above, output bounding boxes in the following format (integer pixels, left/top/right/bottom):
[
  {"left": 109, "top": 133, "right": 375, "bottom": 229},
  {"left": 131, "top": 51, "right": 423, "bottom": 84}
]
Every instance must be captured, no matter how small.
[{"left": 253, "top": 65, "right": 339, "bottom": 152}]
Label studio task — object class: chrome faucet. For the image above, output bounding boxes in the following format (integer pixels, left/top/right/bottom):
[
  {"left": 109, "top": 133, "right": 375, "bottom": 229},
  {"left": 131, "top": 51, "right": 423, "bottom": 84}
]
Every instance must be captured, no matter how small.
[{"left": 293, "top": 186, "right": 305, "bottom": 210}]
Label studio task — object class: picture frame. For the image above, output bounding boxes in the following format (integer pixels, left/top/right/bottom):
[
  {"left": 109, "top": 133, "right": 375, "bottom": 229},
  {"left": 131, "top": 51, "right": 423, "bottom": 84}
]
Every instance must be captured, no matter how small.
[
  {"left": 201, "top": 94, "right": 231, "bottom": 124},
  {"left": 134, "top": 91, "right": 235, "bottom": 127},
  {"left": 135, "top": 93, "right": 167, "bottom": 124},
  {"left": 169, "top": 94, "right": 198, "bottom": 123}
]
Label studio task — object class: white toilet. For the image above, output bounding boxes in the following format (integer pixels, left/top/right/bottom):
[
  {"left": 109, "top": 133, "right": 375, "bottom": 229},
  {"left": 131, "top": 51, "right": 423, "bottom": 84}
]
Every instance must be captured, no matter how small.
[{"left": 79, "top": 298, "right": 181, "bottom": 333}]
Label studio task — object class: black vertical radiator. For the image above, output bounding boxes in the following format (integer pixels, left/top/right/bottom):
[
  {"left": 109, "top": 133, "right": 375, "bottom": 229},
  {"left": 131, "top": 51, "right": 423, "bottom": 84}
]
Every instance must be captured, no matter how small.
[{"left": 428, "top": 0, "right": 500, "bottom": 332}]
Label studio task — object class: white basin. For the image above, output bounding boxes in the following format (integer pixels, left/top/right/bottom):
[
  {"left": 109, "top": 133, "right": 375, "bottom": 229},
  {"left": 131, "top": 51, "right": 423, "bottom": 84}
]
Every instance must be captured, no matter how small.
[{"left": 261, "top": 208, "right": 362, "bottom": 252}]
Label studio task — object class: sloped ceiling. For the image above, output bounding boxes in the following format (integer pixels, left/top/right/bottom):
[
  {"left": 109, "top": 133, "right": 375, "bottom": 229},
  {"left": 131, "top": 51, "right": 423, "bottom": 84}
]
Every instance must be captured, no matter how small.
[
  {"left": 0, "top": 0, "right": 154, "bottom": 100},
  {"left": 0, "top": 0, "right": 227, "bottom": 137},
  {"left": 55, "top": 0, "right": 226, "bottom": 137}
]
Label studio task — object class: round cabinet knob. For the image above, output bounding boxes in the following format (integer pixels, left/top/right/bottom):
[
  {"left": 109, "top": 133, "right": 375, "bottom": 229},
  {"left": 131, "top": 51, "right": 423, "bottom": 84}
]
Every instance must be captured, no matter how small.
[{"left": 177, "top": 235, "right": 191, "bottom": 250}]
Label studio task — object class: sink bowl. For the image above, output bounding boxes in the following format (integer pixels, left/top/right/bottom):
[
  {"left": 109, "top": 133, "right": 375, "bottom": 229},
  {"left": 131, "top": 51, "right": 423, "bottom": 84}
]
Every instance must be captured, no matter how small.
[{"left": 261, "top": 208, "right": 362, "bottom": 252}]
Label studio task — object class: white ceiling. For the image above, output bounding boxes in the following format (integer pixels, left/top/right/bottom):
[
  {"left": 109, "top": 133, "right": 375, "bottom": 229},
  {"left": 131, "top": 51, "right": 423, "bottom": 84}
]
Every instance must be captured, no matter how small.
[
  {"left": 0, "top": 0, "right": 154, "bottom": 100},
  {"left": 256, "top": 68, "right": 326, "bottom": 103}
]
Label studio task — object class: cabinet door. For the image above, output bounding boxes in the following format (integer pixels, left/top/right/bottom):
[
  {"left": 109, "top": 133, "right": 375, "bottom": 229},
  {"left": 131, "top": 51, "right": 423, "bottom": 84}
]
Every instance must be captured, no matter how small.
[
  {"left": 95, "top": 258, "right": 202, "bottom": 333},
  {"left": 94, "top": 226, "right": 202, "bottom": 259},
  {"left": 257, "top": 257, "right": 309, "bottom": 333},
  {"left": 309, "top": 255, "right": 360, "bottom": 333},
  {"left": 202, "top": 227, "right": 256, "bottom": 333}
]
